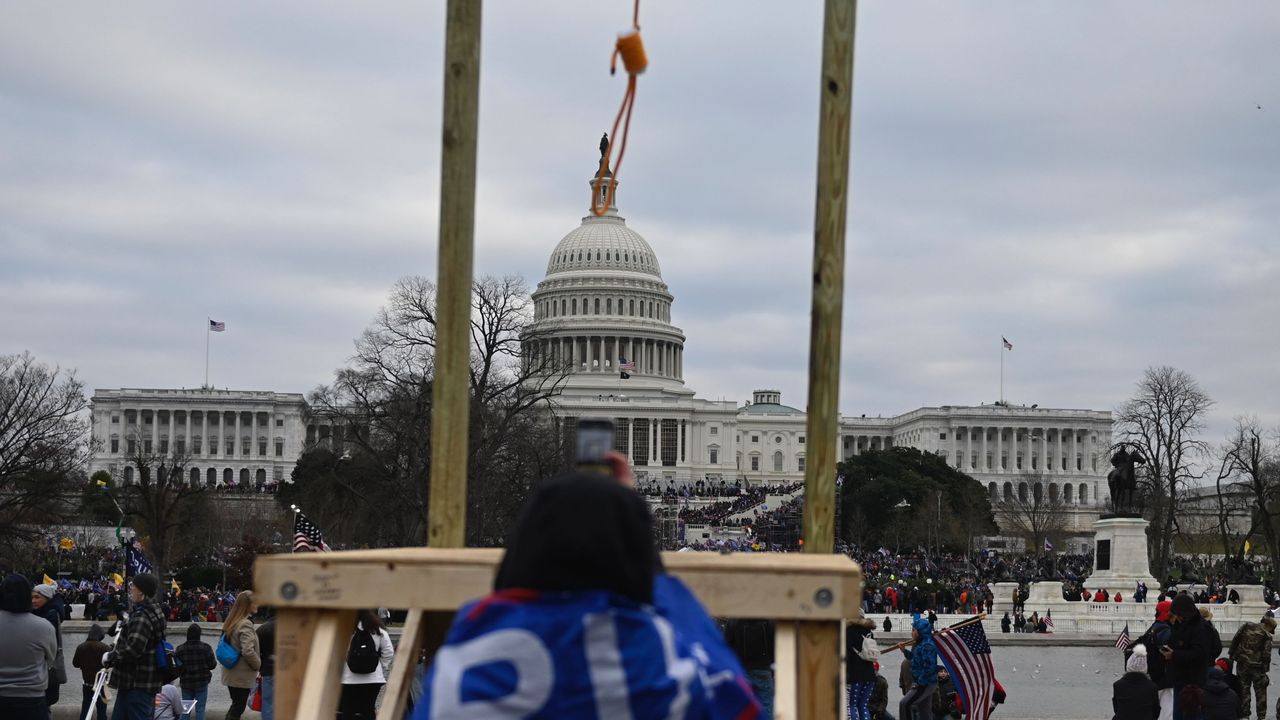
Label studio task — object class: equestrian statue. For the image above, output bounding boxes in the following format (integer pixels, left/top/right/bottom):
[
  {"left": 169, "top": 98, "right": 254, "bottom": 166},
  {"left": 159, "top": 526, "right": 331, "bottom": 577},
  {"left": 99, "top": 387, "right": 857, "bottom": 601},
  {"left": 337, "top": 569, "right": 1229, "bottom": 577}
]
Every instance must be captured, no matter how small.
[{"left": 1107, "top": 444, "right": 1146, "bottom": 515}]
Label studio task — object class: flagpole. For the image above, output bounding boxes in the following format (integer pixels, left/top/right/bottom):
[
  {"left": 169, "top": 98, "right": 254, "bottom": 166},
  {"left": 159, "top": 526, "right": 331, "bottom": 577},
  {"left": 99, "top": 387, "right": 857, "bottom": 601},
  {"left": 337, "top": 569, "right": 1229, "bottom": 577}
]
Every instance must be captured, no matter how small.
[
  {"left": 882, "top": 613, "right": 988, "bottom": 654},
  {"left": 205, "top": 318, "right": 211, "bottom": 389},
  {"left": 999, "top": 336, "right": 1003, "bottom": 405}
]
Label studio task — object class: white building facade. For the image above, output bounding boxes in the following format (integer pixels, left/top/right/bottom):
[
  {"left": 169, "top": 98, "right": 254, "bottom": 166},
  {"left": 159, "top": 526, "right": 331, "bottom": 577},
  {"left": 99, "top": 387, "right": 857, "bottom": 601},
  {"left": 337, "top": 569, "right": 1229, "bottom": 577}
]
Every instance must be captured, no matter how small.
[
  {"left": 529, "top": 157, "right": 1115, "bottom": 534},
  {"left": 87, "top": 388, "right": 308, "bottom": 488}
]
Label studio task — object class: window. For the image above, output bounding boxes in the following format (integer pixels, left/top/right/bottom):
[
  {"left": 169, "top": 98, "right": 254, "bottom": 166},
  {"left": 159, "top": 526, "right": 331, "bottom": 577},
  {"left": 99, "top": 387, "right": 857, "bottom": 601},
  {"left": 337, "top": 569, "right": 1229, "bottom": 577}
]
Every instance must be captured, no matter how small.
[
  {"left": 112, "top": 415, "right": 119, "bottom": 424},
  {"left": 110, "top": 438, "right": 119, "bottom": 453},
  {"left": 144, "top": 440, "right": 153, "bottom": 454},
  {"left": 709, "top": 426, "right": 718, "bottom": 436},
  {"left": 751, "top": 435, "right": 759, "bottom": 443},
  {"left": 750, "top": 455, "right": 760, "bottom": 471},
  {"left": 709, "top": 449, "right": 719, "bottom": 464},
  {"left": 629, "top": 299, "right": 635, "bottom": 315},
  {"left": 594, "top": 298, "right": 600, "bottom": 314},
  {"left": 275, "top": 440, "right": 284, "bottom": 457},
  {"left": 939, "top": 432, "right": 947, "bottom": 440},
  {"left": 159, "top": 439, "right": 169, "bottom": 454},
  {"left": 572, "top": 299, "right": 578, "bottom": 314},
  {"left": 797, "top": 456, "right": 806, "bottom": 472},
  {"left": 176, "top": 440, "right": 185, "bottom": 455},
  {"left": 775, "top": 436, "right": 783, "bottom": 444},
  {"left": 773, "top": 451, "right": 784, "bottom": 472},
  {"left": 258, "top": 439, "right": 267, "bottom": 456},
  {"left": 607, "top": 299, "right": 613, "bottom": 314},
  {"left": 242, "top": 440, "right": 251, "bottom": 456},
  {"left": 1016, "top": 455, "right": 1023, "bottom": 470},
  {"left": 226, "top": 439, "right": 234, "bottom": 455},
  {"left": 193, "top": 437, "right": 202, "bottom": 455},
  {"left": 799, "top": 436, "right": 805, "bottom": 444},
  {"left": 276, "top": 419, "right": 284, "bottom": 427},
  {"left": 127, "top": 439, "right": 137, "bottom": 454}
]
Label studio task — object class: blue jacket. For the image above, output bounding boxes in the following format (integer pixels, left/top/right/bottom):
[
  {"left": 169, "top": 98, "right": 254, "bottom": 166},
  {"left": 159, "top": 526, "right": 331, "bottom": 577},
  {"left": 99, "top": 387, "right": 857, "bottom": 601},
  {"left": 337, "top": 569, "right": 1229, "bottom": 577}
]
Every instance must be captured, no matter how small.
[{"left": 904, "top": 614, "right": 938, "bottom": 686}]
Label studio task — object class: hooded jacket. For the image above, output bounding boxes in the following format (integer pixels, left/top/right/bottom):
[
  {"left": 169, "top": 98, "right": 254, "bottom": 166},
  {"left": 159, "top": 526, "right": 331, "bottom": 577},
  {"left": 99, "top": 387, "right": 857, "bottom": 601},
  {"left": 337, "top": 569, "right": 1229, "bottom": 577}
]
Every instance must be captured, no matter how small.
[
  {"left": 72, "top": 624, "right": 110, "bottom": 685},
  {"left": 1167, "top": 612, "right": 1215, "bottom": 688},
  {"left": 903, "top": 614, "right": 938, "bottom": 686},
  {"left": 1201, "top": 668, "right": 1239, "bottom": 720},
  {"left": 174, "top": 623, "right": 216, "bottom": 691},
  {"left": 844, "top": 620, "right": 877, "bottom": 684},
  {"left": 32, "top": 593, "right": 67, "bottom": 685},
  {"left": 1112, "top": 671, "right": 1160, "bottom": 720}
]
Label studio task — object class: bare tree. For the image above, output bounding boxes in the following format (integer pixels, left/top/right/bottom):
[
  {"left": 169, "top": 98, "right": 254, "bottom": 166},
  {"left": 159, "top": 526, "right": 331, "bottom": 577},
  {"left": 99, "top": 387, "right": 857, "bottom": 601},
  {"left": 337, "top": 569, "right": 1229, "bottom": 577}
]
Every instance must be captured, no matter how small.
[
  {"left": 1114, "top": 366, "right": 1213, "bottom": 580},
  {"left": 118, "top": 422, "right": 207, "bottom": 583},
  {"left": 0, "top": 352, "right": 87, "bottom": 549},
  {"left": 291, "top": 275, "right": 570, "bottom": 547},
  {"left": 1214, "top": 417, "right": 1280, "bottom": 563},
  {"left": 993, "top": 474, "right": 1070, "bottom": 554}
]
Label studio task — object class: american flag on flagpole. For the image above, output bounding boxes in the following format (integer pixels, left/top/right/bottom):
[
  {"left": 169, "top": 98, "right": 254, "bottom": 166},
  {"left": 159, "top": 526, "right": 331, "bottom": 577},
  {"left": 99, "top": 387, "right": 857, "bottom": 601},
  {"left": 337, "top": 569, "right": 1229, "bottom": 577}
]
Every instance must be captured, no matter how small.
[
  {"left": 125, "top": 537, "right": 154, "bottom": 576},
  {"left": 1115, "top": 623, "right": 1131, "bottom": 651},
  {"left": 293, "top": 511, "right": 331, "bottom": 552},
  {"left": 935, "top": 618, "right": 997, "bottom": 720},
  {"left": 619, "top": 356, "right": 636, "bottom": 379},
  {"left": 1044, "top": 609, "right": 1054, "bottom": 630},
  {"left": 1001, "top": 336, "right": 1012, "bottom": 351},
  {"left": 210, "top": 320, "right": 226, "bottom": 332}
]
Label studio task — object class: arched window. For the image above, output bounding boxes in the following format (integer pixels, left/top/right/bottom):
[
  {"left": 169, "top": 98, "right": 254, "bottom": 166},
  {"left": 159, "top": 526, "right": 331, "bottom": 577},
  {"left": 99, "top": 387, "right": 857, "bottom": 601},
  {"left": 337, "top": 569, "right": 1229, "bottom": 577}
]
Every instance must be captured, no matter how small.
[
  {"left": 1033, "top": 483, "right": 1043, "bottom": 502},
  {"left": 988, "top": 482, "right": 997, "bottom": 500},
  {"left": 223, "top": 468, "right": 234, "bottom": 485},
  {"left": 1049, "top": 483, "right": 1059, "bottom": 501},
  {"left": 206, "top": 468, "right": 217, "bottom": 486},
  {"left": 189, "top": 467, "right": 200, "bottom": 485},
  {"left": 124, "top": 466, "right": 134, "bottom": 484},
  {"left": 1079, "top": 483, "right": 1088, "bottom": 504},
  {"left": 629, "top": 299, "right": 635, "bottom": 315},
  {"left": 239, "top": 468, "right": 250, "bottom": 486},
  {"left": 1018, "top": 482, "right": 1028, "bottom": 502},
  {"left": 594, "top": 298, "right": 600, "bottom": 314},
  {"left": 773, "top": 451, "right": 784, "bottom": 472},
  {"left": 607, "top": 299, "right": 613, "bottom": 314},
  {"left": 1002, "top": 482, "right": 1013, "bottom": 501},
  {"left": 1063, "top": 484, "right": 1073, "bottom": 502},
  {"left": 256, "top": 468, "right": 267, "bottom": 485},
  {"left": 561, "top": 299, "right": 567, "bottom": 315},
  {"left": 572, "top": 299, "right": 578, "bottom": 314}
]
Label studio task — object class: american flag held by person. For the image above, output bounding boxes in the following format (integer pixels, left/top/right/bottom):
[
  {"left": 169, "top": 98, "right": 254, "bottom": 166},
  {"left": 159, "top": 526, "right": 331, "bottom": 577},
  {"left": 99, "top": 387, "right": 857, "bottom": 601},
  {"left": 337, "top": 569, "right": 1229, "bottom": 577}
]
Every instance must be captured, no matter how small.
[
  {"left": 935, "top": 618, "right": 997, "bottom": 720},
  {"left": 293, "top": 511, "right": 331, "bottom": 552},
  {"left": 1115, "top": 623, "right": 1131, "bottom": 651},
  {"left": 125, "top": 537, "right": 154, "bottom": 576}
]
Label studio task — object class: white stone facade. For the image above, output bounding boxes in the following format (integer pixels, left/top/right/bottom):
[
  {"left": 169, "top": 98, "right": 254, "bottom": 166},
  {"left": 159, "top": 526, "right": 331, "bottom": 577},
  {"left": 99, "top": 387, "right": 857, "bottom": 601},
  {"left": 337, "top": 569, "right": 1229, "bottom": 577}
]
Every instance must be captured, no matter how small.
[
  {"left": 529, "top": 159, "right": 1115, "bottom": 536},
  {"left": 87, "top": 388, "right": 308, "bottom": 487}
]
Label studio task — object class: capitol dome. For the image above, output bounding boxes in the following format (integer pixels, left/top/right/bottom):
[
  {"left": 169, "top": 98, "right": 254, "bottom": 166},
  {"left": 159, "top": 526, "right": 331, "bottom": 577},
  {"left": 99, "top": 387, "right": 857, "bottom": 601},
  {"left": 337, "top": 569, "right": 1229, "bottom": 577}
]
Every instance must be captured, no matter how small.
[{"left": 528, "top": 141, "right": 687, "bottom": 388}]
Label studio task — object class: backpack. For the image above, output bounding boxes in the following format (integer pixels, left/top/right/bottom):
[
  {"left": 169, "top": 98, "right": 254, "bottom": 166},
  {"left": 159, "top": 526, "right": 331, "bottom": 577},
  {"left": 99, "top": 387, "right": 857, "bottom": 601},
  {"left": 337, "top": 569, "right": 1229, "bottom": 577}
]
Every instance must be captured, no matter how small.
[
  {"left": 854, "top": 633, "right": 881, "bottom": 662},
  {"left": 346, "top": 626, "right": 381, "bottom": 675},
  {"left": 155, "top": 637, "right": 182, "bottom": 683}
]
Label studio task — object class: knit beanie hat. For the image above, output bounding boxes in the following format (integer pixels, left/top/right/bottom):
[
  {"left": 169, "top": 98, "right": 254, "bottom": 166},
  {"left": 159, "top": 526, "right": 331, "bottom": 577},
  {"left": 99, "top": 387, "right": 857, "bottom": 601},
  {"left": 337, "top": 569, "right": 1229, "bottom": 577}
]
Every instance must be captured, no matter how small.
[
  {"left": 0, "top": 574, "right": 33, "bottom": 613},
  {"left": 131, "top": 573, "right": 159, "bottom": 598},
  {"left": 33, "top": 583, "right": 55, "bottom": 599},
  {"left": 1126, "top": 644, "right": 1149, "bottom": 674},
  {"left": 1155, "top": 600, "right": 1172, "bottom": 622}
]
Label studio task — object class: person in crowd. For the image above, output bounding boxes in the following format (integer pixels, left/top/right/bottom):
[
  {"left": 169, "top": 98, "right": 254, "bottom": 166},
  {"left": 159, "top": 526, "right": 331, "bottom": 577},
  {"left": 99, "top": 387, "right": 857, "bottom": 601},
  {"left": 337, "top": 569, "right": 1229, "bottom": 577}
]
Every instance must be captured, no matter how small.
[
  {"left": 31, "top": 583, "right": 67, "bottom": 713},
  {"left": 339, "top": 609, "right": 395, "bottom": 720},
  {"left": 1211, "top": 660, "right": 1244, "bottom": 717},
  {"left": 1161, "top": 595, "right": 1215, "bottom": 709},
  {"left": 1000, "top": 612, "right": 1011, "bottom": 634},
  {"left": 1202, "top": 666, "right": 1239, "bottom": 720},
  {"left": 0, "top": 574, "right": 57, "bottom": 719},
  {"left": 1228, "top": 616, "right": 1273, "bottom": 719},
  {"left": 152, "top": 679, "right": 185, "bottom": 720},
  {"left": 103, "top": 573, "right": 166, "bottom": 720},
  {"left": 898, "top": 615, "right": 938, "bottom": 720},
  {"left": 257, "top": 607, "right": 277, "bottom": 720},
  {"left": 868, "top": 663, "right": 894, "bottom": 720},
  {"left": 1199, "top": 607, "right": 1223, "bottom": 663},
  {"left": 725, "top": 618, "right": 774, "bottom": 717},
  {"left": 884, "top": 616, "right": 893, "bottom": 633},
  {"left": 1140, "top": 600, "right": 1176, "bottom": 720},
  {"left": 72, "top": 623, "right": 110, "bottom": 720},
  {"left": 1113, "top": 644, "right": 1160, "bottom": 720},
  {"left": 219, "top": 590, "right": 261, "bottom": 720},
  {"left": 933, "top": 667, "right": 960, "bottom": 720},
  {"left": 175, "top": 623, "right": 216, "bottom": 720},
  {"left": 845, "top": 617, "right": 877, "bottom": 720},
  {"left": 1181, "top": 685, "right": 1206, "bottom": 720}
]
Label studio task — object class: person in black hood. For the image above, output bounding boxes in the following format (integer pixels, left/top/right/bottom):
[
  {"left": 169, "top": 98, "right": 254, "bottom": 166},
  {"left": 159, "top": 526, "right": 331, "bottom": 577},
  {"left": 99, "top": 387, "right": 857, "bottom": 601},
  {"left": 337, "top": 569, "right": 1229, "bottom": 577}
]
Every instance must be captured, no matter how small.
[
  {"left": 1201, "top": 666, "right": 1238, "bottom": 720},
  {"left": 494, "top": 466, "right": 661, "bottom": 603},
  {"left": 1161, "top": 594, "right": 1215, "bottom": 692}
]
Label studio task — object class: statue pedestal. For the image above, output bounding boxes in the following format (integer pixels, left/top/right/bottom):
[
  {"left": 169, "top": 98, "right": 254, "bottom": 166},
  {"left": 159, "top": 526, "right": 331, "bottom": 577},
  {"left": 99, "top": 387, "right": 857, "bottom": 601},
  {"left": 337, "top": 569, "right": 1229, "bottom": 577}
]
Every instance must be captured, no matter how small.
[{"left": 1082, "top": 516, "right": 1159, "bottom": 596}]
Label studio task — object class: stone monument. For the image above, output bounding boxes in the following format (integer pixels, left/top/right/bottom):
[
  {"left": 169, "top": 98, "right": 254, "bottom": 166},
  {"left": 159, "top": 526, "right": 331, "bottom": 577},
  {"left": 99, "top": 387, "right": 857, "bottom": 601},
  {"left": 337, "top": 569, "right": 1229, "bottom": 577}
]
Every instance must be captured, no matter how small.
[{"left": 1082, "top": 515, "right": 1160, "bottom": 596}]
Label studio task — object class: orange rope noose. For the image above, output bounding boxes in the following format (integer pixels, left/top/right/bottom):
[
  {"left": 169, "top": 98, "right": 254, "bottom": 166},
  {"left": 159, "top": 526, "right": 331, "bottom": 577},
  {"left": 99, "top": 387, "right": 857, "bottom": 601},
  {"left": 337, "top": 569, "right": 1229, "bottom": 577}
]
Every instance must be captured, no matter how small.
[{"left": 592, "top": 0, "right": 647, "bottom": 217}]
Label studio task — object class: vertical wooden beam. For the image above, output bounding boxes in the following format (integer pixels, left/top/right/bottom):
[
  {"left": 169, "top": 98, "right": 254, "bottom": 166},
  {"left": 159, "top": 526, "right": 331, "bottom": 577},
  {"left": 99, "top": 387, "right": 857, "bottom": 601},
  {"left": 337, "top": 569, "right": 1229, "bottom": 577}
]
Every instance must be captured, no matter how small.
[
  {"left": 273, "top": 607, "right": 317, "bottom": 720},
  {"left": 803, "top": 0, "right": 857, "bottom": 556},
  {"left": 774, "top": 621, "right": 798, "bottom": 720},
  {"left": 295, "top": 609, "right": 357, "bottom": 720},
  {"left": 428, "top": 0, "right": 483, "bottom": 549},
  {"left": 376, "top": 610, "right": 428, "bottom": 720},
  {"left": 801, "top": 0, "right": 856, "bottom": 717}
]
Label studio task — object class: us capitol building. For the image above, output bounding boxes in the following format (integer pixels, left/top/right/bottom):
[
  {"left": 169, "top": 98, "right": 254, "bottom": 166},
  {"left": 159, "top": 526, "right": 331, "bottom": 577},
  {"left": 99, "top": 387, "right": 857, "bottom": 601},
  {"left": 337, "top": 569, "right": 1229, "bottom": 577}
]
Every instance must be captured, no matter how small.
[{"left": 86, "top": 150, "right": 1116, "bottom": 542}]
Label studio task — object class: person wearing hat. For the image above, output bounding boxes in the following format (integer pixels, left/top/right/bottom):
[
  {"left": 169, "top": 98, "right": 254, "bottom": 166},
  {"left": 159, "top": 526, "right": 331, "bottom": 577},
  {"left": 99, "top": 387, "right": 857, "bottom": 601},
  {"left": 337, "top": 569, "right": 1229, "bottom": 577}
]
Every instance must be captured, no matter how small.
[
  {"left": 1113, "top": 645, "right": 1160, "bottom": 720},
  {"left": 72, "top": 624, "right": 110, "bottom": 720},
  {"left": 31, "top": 582, "right": 68, "bottom": 711},
  {"left": 1143, "top": 600, "right": 1176, "bottom": 720},
  {"left": 0, "top": 574, "right": 58, "bottom": 720},
  {"left": 1228, "top": 616, "right": 1274, "bottom": 719},
  {"left": 1161, "top": 594, "right": 1216, "bottom": 709},
  {"left": 899, "top": 614, "right": 938, "bottom": 720},
  {"left": 103, "top": 573, "right": 167, "bottom": 720}
]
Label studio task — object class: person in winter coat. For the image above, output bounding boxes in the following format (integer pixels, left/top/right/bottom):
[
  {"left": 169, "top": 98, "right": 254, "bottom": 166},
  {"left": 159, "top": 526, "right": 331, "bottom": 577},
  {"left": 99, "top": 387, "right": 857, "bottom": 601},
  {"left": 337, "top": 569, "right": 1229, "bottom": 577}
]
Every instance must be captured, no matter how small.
[
  {"left": 72, "top": 623, "right": 110, "bottom": 720},
  {"left": 1113, "top": 645, "right": 1160, "bottom": 720},
  {"left": 1000, "top": 612, "right": 1011, "bottom": 634},
  {"left": 1180, "top": 685, "right": 1206, "bottom": 720},
  {"left": 30, "top": 583, "right": 67, "bottom": 711},
  {"left": 256, "top": 609, "right": 276, "bottom": 720},
  {"left": 339, "top": 609, "right": 395, "bottom": 720},
  {"left": 1142, "top": 600, "right": 1176, "bottom": 720},
  {"left": 899, "top": 615, "right": 938, "bottom": 720},
  {"left": 219, "top": 591, "right": 261, "bottom": 720},
  {"left": 868, "top": 669, "right": 891, "bottom": 720},
  {"left": 1161, "top": 595, "right": 1215, "bottom": 694},
  {"left": 1202, "top": 666, "right": 1239, "bottom": 720},
  {"left": 1199, "top": 607, "right": 1224, "bottom": 666},
  {"left": 0, "top": 574, "right": 57, "bottom": 720},
  {"left": 1210, "top": 660, "right": 1242, "bottom": 717},
  {"left": 103, "top": 573, "right": 167, "bottom": 720},
  {"left": 174, "top": 623, "right": 217, "bottom": 720},
  {"left": 152, "top": 680, "right": 185, "bottom": 720},
  {"left": 845, "top": 618, "right": 877, "bottom": 720},
  {"left": 1226, "top": 617, "right": 1272, "bottom": 719}
]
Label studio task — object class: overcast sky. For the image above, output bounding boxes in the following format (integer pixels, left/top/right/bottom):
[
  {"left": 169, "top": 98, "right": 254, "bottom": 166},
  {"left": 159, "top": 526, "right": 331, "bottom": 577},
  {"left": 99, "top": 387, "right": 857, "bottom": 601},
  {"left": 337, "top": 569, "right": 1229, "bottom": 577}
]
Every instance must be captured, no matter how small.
[{"left": 3, "top": 2, "right": 1277, "bottom": 441}]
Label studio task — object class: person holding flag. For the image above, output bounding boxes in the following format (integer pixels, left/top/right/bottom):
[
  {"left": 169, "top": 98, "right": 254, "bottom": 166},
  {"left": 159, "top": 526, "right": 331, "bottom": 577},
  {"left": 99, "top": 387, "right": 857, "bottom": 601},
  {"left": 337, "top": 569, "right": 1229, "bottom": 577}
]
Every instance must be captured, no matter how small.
[
  {"left": 899, "top": 614, "right": 939, "bottom": 720},
  {"left": 103, "top": 573, "right": 167, "bottom": 720}
]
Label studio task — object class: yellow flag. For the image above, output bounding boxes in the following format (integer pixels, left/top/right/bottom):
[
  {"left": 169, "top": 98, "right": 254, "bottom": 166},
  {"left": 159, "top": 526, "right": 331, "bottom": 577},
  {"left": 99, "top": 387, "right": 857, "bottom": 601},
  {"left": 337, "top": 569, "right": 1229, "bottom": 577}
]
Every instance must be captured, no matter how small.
[
  {"left": 112, "top": 572, "right": 124, "bottom": 586},
  {"left": 59, "top": 537, "right": 75, "bottom": 551},
  {"left": 43, "top": 574, "right": 54, "bottom": 586},
  {"left": 1245, "top": 540, "right": 1252, "bottom": 554},
  {"left": 171, "top": 579, "right": 181, "bottom": 592}
]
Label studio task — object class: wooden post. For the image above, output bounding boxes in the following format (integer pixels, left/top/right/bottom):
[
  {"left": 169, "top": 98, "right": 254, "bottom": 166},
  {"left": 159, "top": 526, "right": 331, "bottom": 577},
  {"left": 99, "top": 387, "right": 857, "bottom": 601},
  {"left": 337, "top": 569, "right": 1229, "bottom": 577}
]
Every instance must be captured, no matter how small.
[
  {"left": 428, "top": 0, "right": 483, "bottom": 549},
  {"left": 800, "top": 0, "right": 857, "bottom": 717}
]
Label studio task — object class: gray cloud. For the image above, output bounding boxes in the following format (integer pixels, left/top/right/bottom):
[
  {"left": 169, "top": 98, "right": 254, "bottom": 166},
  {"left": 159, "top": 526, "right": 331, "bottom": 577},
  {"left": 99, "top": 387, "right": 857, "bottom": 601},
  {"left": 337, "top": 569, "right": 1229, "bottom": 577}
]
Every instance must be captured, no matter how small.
[{"left": 2, "top": 1, "right": 1277, "bottom": 447}]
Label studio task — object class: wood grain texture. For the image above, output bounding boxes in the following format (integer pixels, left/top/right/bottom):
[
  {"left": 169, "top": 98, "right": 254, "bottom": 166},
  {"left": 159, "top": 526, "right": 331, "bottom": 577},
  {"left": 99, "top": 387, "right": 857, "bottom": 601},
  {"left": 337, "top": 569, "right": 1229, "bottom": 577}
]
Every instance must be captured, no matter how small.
[
  {"left": 774, "top": 621, "right": 798, "bottom": 720},
  {"left": 428, "top": 0, "right": 482, "bottom": 550},
  {"left": 376, "top": 609, "right": 426, "bottom": 720},
  {"left": 796, "top": 621, "right": 842, "bottom": 720},
  {"left": 273, "top": 608, "right": 318, "bottom": 720},
  {"left": 295, "top": 609, "right": 357, "bottom": 720}
]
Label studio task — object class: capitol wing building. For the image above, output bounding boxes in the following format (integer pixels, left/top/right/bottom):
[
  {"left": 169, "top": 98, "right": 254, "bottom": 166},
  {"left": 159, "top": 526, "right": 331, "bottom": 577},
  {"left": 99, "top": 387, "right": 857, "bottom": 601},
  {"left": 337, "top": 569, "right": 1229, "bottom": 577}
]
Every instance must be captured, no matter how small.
[{"left": 526, "top": 159, "right": 1115, "bottom": 538}]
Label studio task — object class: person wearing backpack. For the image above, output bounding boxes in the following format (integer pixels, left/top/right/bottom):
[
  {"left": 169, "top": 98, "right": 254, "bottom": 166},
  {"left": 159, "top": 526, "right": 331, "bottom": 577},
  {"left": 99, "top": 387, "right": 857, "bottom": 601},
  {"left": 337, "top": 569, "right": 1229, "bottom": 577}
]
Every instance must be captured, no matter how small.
[
  {"left": 339, "top": 609, "right": 394, "bottom": 720},
  {"left": 174, "top": 623, "right": 216, "bottom": 720},
  {"left": 845, "top": 617, "right": 879, "bottom": 720},
  {"left": 218, "top": 591, "right": 260, "bottom": 720}
]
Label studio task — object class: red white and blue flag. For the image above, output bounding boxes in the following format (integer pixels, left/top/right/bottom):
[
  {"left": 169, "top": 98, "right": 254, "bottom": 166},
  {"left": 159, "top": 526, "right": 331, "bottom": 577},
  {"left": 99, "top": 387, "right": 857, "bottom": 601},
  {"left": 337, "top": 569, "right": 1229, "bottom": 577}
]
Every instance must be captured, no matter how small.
[
  {"left": 619, "top": 356, "right": 635, "bottom": 379},
  {"left": 1115, "top": 623, "right": 1131, "bottom": 650},
  {"left": 209, "top": 320, "right": 226, "bottom": 332},
  {"left": 1001, "top": 336, "right": 1013, "bottom": 351},
  {"left": 293, "top": 511, "right": 330, "bottom": 552},
  {"left": 935, "top": 618, "right": 997, "bottom": 720}
]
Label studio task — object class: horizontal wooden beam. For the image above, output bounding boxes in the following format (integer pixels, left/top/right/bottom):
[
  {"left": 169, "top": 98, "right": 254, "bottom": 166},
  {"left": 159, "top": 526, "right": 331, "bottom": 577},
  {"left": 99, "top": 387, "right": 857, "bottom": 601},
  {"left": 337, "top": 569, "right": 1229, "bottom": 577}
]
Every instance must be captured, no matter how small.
[{"left": 255, "top": 548, "right": 861, "bottom": 620}]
